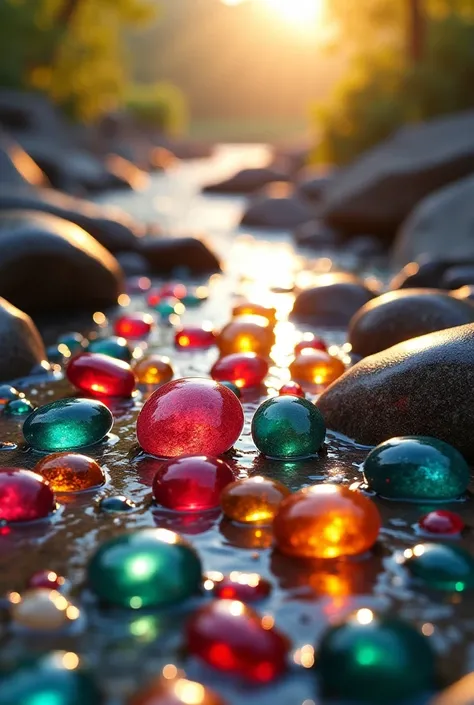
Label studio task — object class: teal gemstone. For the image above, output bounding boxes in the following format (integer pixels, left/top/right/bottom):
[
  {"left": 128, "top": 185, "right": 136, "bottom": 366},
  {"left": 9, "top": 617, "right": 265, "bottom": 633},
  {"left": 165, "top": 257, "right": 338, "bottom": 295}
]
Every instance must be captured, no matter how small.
[
  {"left": 3, "top": 399, "right": 35, "bottom": 416},
  {"left": 220, "top": 381, "right": 242, "bottom": 398},
  {"left": 154, "top": 298, "right": 179, "bottom": 317},
  {"left": 57, "top": 332, "right": 88, "bottom": 355},
  {"left": 363, "top": 436, "right": 469, "bottom": 501},
  {"left": 317, "top": 613, "right": 436, "bottom": 703},
  {"left": 23, "top": 398, "right": 113, "bottom": 452},
  {"left": 403, "top": 542, "right": 474, "bottom": 591},
  {"left": 87, "top": 528, "right": 202, "bottom": 608},
  {"left": 182, "top": 294, "right": 206, "bottom": 307},
  {"left": 251, "top": 395, "right": 326, "bottom": 459},
  {"left": 46, "top": 345, "right": 65, "bottom": 364},
  {"left": 88, "top": 337, "right": 132, "bottom": 362},
  {"left": 99, "top": 495, "right": 136, "bottom": 513}
]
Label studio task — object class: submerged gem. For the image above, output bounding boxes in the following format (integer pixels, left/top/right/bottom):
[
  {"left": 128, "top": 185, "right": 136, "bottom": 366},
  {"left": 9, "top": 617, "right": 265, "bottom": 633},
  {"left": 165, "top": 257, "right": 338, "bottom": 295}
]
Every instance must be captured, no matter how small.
[
  {"left": 402, "top": 542, "right": 474, "bottom": 591},
  {"left": 294, "top": 334, "right": 327, "bottom": 354},
  {"left": 219, "top": 381, "right": 241, "bottom": 398},
  {"left": 67, "top": 353, "right": 136, "bottom": 397},
  {"left": 57, "top": 332, "right": 88, "bottom": 355},
  {"left": 0, "top": 468, "right": 55, "bottom": 522},
  {"left": 99, "top": 495, "right": 136, "bottom": 513},
  {"left": 35, "top": 452, "right": 105, "bottom": 493},
  {"left": 232, "top": 302, "right": 277, "bottom": 324},
  {"left": 220, "top": 476, "right": 290, "bottom": 524}
]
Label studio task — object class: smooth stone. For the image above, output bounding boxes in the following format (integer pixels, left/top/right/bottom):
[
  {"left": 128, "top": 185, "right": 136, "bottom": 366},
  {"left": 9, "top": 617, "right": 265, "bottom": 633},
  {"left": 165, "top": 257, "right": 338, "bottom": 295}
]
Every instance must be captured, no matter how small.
[
  {"left": 0, "top": 468, "right": 56, "bottom": 522},
  {"left": 23, "top": 398, "right": 113, "bottom": 452},
  {"left": 402, "top": 543, "right": 474, "bottom": 591},
  {"left": 11, "top": 589, "right": 77, "bottom": 631},
  {"left": 203, "top": 167, "right": 289, "bottom": 194},
  {"left": 292, "top": 273, "right": 378, "bottom": 326},
  {"left": 66, "top": 353, "right": 136, "bottom": 398},
  {"left": 240, "top": 193, "right": 314, "bottom": 229},
  {"left": 349, "top": 289, "right": 474, "bottom": 357},
  {"left": 99, "top": 495, "right": 136, "bottom": 513},
  {"left": 140, "top": 237, "right": 221, "bottom": 275},
  {"left": 316, "top": 324, "right": 474, "bottom": 461},
  {"left": 88, "top": 337, "right": 132, "bottom": 362},
  {"left": 0, "top": 298, "right": 46, "bottom": 381},
  {"left": 390, "top": 259, "right": 458, "bottom": 290},
  {"left": 3, "top": 399, "right": 35, "bottom": 416},
  {"left": 363, "top": 436, "right": 470, "bottom": 501},
  {"left": 220, "top": 476, "right": 291, "bottom": 524}
]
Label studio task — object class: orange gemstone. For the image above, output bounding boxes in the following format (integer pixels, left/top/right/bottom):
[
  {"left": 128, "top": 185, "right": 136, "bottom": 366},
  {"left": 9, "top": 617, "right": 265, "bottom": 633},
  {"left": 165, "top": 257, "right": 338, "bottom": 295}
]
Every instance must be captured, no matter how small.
[
  {"left": 217, "top": 319, "right": 274, "bottom": 356},
  {"left": 289, "top": 349, "right": 345, "bottom": 385},
  {"left": 130, "top": 676, "right": 226, "bottom": 705},
  {"left": 34, "top": 452, "right": 105, "bottom": 493},
  {"left": 273, "top": 484, "right": 381, "bottom": 559},
  {"left": 134, "top": 356, "right": 174, "bottom": 385},
  {"left": 232, "top": 303, "right": 277, "bottom": 324},
  {"left": 220, "top": 476, "right": 291, "bottom": 524}
]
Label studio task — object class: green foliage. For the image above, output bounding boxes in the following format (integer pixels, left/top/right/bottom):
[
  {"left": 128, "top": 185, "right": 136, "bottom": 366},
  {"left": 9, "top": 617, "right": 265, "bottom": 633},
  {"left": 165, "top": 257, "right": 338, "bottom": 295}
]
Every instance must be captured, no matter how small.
[{"left": 126, "top": 82, "right": 188, "bottom": 135}]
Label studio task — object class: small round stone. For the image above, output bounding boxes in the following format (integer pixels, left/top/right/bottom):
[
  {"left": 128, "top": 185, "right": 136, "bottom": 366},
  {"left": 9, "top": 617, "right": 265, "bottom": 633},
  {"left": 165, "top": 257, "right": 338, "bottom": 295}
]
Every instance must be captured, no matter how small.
[
  {"left": 137, "top": 378, "right": 244, "bottom": 458},
  {"left": 363, "top": 436, "right": 470, "bottom": 501},
  {"left": 23, "top": 398, "right": 113, "bottom": 452},
  {"left": 289, "top": 349, "right": 345, "bottom": 385},
  {"left": 57, "top": 332, "right": 88, "bottom": 355},
  {"left": 186, "top": 599, "right": 289, "bottom": 682},
  {"left": 155, "top": 297, "right": 183, "bottom": 317},
  {"left": 182, "top": 288, "right": 208, "bottom": 307},
  {"left": 99, "top": 495, "right": 136, "bottom": 513},
  {"left": 317, "top": 611, "right": 436, "bottom": 703},
  {"left": 220, "top": 476, "right": 290, "bottom": 524},
  {"left": 153, "top": 455, "right": 235, "bottom": 512},
  {"left": 134, "top": 355, "right": 174, "bottom": 385},
  {"left": 88, "top": 336, "right": 132, "bottom": 362},
  {"left": 114, "top": 313, "right": 154, "bottom": 339},
  {"left": 251, "top": 396, "right": 326, "bottom": 459},
  {"left": 130, "top": 677, "right": 226, "bottom": 705},
  {"left": 87, "top": 528, "right": 202, "bottom": 608},
  {"left": 220, "top": 381, "right": 241, "bottom": 398},
  {"left": 209, "top": 571, "right": 272, "bottom": 602},
  {"left": 67, "top": 353, "right": 136, "bottom": 398},
  {"left": 217, "top": 319, "right": 275, "bottom": 356},
  {"left": 273, "top": 485, "right": 381, "bottom": 559},
  {"left": 28, "top": 569, "right": 65, "bottom": 591},
  {"left": 175, "top": 326, "right": 216, "bottom": 349},
  {"left": 3, "top": 399, "right": 35, "bottom": 416},
  {"left": 294, "top": 334, "right": 327, "bottom": 354},
  {"left": 279, "top": 381, "right": 305, "bottom": 397},
  {"left": 419, "top": 510, "right": 464, "bottom": 535},
  {"left": 211, "top": 353, "right": 269, "bottom": 388},
  {"left": 0, "top": 385, "right": 22, "bottom": 404},
  {"left": 11, "top": 589, "right": 78, "bottom": 631},
  {"left": 34, "top": 453, "right": 105, "bottom": 493},
  {"left": 402, "top": 542, "right": 474, "bottom": 591},
  {"left": 0, "top": 468, "right": 55, "bottom": 522},
  {"left": 232, "top": 302, "right": 277, "bottom": 323}
]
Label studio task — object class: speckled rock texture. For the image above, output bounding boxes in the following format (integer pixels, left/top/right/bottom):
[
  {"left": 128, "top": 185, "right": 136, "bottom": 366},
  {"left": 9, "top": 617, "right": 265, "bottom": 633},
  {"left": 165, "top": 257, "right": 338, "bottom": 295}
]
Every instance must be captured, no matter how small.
[
  {"left": 292, "top": 273, "right": 378, "bottom": 326},
  {"left": 0, "top": 297, "right": 46, "bottom": 381}
]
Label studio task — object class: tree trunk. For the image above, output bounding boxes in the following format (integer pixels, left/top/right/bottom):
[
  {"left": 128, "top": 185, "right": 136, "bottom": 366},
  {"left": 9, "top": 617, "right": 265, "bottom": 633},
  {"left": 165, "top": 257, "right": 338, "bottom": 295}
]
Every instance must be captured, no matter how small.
[{"left": 408, "top": 0, "right": 425, "bottom": 63}]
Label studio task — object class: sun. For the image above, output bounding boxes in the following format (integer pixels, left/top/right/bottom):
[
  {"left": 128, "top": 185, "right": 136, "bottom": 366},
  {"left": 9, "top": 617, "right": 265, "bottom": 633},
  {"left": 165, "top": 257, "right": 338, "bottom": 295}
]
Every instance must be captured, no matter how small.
[{"left": 261, "top": 0, "right": 324, "bottom": 26}]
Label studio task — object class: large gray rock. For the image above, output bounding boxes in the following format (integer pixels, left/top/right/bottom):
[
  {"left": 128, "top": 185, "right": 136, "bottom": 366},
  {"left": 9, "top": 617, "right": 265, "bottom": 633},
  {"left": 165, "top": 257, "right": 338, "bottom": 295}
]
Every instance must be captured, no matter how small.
[
  {"left": 292, "top": 274, "right": 378, "bottom": 326},
  {"left": 322, "top": 111, "right": 474, "bottom": 240},
  {"left": 349, "top": 289, "right": 474, "bottom": 357},
  {"left": 203, "top": 167, "right": 288, "bottom": 194},
  {"left": 392, "top": 174, "right": 474, "bottom": 266},
  {"left": 317, "top": 323, "right": 474, "bottom": 460},
  {"left": 0, "top": 212, "right": 123, "bottom": 313},
  {"left": 141, "top": 237, "right": 220, "bottom": 275},
  {"left": 240, "top": 191, "right": 314, "bottom": 229},
  {"left": 0, "top": 298, "right": 46, "bottom": 381}
]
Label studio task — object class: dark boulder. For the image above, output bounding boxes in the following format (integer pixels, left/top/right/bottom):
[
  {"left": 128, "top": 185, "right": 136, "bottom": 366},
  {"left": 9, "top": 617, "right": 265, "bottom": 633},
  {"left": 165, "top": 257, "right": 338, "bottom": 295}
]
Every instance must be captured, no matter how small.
[
  {"left": 240, "top": 190, "right": 315, "bottom": 229},
  {"left": 0, "top": 297, "right": 46, "bottom": 382},
  {"left": 296, "top": 166, "right": 335, "bottom": 202},
  {"left": 293, "top": 220, "right": 341, "bottom": 249},
  {"left": 203, "top": 167, "right": 289, "bottom": 194},
  {"left": 291, "top": 274, "right": 378, "bottom": 326},
  {"left": 140, "top": 237, "right": 220, "bottom": 275}
]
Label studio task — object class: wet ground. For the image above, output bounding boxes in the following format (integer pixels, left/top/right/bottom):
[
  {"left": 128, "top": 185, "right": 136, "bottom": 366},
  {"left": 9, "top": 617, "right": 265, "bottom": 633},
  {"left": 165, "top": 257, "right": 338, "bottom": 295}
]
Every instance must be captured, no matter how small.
[{"left": 0, "top": 145, "right": 473, "bottom": 704}]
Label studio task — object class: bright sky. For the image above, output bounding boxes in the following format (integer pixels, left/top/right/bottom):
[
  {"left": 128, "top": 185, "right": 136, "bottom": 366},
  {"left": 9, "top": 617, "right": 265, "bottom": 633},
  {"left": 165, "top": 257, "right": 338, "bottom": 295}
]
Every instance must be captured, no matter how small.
[{"left": 221, "top": 0, "right": 326, "bottom": 29}]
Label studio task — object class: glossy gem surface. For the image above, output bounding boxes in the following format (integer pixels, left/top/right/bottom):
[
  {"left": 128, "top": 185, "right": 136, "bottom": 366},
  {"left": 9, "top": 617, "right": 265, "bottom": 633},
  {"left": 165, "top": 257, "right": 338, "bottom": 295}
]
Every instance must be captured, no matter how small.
[
  {"left": 0, "top": 468, "right": 55, "bottom": 522},
  {"left": 419, "top": 510, "right": 464, "bottom": 535},
  {"left": 134, "top": 355, "right": 174, "bottom": 385},
  {"left": 220, "top": 476, "right": 290, "bottom": 524},
  {"left": 3, "top": 399, "right": 35, "bottom": 416},
  {"left": 35, "top": 452, "right": 105, "bottom": 493},
  {"left": 67, "top": 353, "right": 135, "bottom": 397},
  {"left": 57, "top": 332, "right": 88, "bottom": 355},
  {"left": 87, "top": 528, "right": 202, "bottom": 608},
  {"left": 28, "top": 569, "right": 65, "bottom": 590},
  {"left": 363, "top": 436, "right": 470, "bottom": 501},
  {"left": 23, "top": 398, "right": 113, "bottom": 452},
  {"left": 88, "top": 336, "right": 132, "bottom": 362},
  {"left": 186, "top": 600, "right": 289, "bottom": 682},
  {"left": 217, "top": 319, "right": 274, "bottom": 356},
  {"left": 290, "top": 349, "right": 344, "bottom": 385},
  {"left": 219, "top": 381, "right": 241, "bottom": 398},
  {"left": 251, "top": 395, "right": 326, "bottom": 459},
  {"left": 175, "top": 326, "right": 216, "bottom": 349},
  {"left": 279, "top": 381, "right": 305, "bottom": 397},
  {"left": 317, "top": 612, "right": 436, "bottom": 703},
  {"left": 152, "top": 455, "right": 235, "bottom": 511},
  {"left": 209, "top": 572, "right": 272, "bottom": 602},
  {"left": 99, "top": 495, "right": 136, "bottom": 513},
  {"left": 273, "top": 484, "right": 381, "bottom": 559},
  {"left": 11, "top": 589, "right": 77, "bottom": 631},
  {"left": 114, "top": 313, "right": 154, "bottom": 339},
  {"left": 131, "top": 677, "right": 226, "bottom": 705},
  {"left": 402, "top": 543, "right": 474, "bottom": 591},
  {"left": 294, "top": 334, "right": 327, "bottom": 354},
  {"left": 232, "top": 302, "right": 277, "bottom": 323},
  {"left": 137, "top": 378, "right": 244, "bottom": 458},
  {"left": 211, "top": 353, "right": 269, "bottom": 388}
]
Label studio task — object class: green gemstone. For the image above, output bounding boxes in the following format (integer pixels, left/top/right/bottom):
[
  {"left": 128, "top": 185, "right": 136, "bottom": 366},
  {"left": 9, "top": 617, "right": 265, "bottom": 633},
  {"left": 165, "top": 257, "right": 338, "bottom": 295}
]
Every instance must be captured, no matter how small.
[
  {"left": 403, "top": 543, "right": 474, "bottom": 591},
  {"left": 251, "top": 395, "right": 326, "bottom": 459},
  {"left": 317, "top": 613, "right": 436, "bottom": 703},
  {"left": 220, "top": 381, "right": 242, "bottom": 398},
  {"left": 87, "top": 528, "right": 202, "bottom": 608},
  {"left": 23, "top": 398, "right": 113, "bottom": 452},
  {"left": 3, "top": 399, "right": 35, "bottom": 416},
  {"left": 363, "top": 436, "right": 469, "bottom": 501},
  {"left": 88, "top": 337, "right": 132, "bottom": 362},
  {"left": 182, "top": 294, "right": 205, "bottom": 307},
  {"left": 57, "top": 332, "right": 88, "bottom": 355},
  {"left": 154, "top": 300, "right": 178, "bottom": 316}
]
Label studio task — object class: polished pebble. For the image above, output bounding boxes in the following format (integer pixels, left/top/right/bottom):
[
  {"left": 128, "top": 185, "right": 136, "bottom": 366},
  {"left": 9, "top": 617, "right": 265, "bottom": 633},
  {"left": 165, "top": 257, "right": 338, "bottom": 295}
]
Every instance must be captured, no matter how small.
[
  {"left": 211, "top": 352, "right": 269, "bottom": 388},
  {"left": 35, "top": 452, "right": 105, "bottom": 493},
  {"left": 114, "top": 313, "right": 154, "bottom": 339},
  {"left": 0, "top": 468, "right": 55, "bottom": 522},
  {"left": 402, "top": 543, "right": 474, "bottom": 591},
  {"left": 99, "top": 495, "right": 136, "bottom": 513},
  {"left": 207, "top": 571, "right": 272, "bottom": 602},
  {"left": 3, "top": 399, "right": 35, "bottom": 416},
  {"left": 216, "top": 319, "right": 274, "bottom": 356},
  {"left": 134, "top": 355, "right": 174, "bottom": 385},
  {"left": 88, "top": 336, "right": 133, "bottom": 362},
  {"left": 175, "top": 326, "right": 216, "bottom": 349},
  {"left": 220, "top": 476, "right": 290, "bottom": 524},
  {"left": 289, "top": 349, "right": 345, "bottom": 385},
  {"left": 155, "top": 297, "right": 184, "bottom": 317},
  {"left": 10, "top": 589, "right": 79, "bottom": 631},
  {"left": 279, "top": 381, "right": 305, "bottom": 397},
  {"left": 419, "top": 510, "right": 464, "bottom": 535},
  {"left": 67, "top": 353, "right": 136, "bottom": 397}
]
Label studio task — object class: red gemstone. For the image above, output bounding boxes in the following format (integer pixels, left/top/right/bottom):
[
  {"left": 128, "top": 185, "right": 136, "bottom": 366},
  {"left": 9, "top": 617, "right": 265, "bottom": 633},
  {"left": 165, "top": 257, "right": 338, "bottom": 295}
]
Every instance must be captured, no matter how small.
[
  {"left": 28, "top": 569, "right": 65, "bottom": 590},
  {"left": 0, "top": 468, "right": 55, "bottom": 523},
  {"left": 294, "top": 336, "right": 327, "bottom": 354},
  {"left": 211, "top": 573, "right": 272, "bottom": 602},
  {"left": 153, "top": 455, "right": 235, "bottom": 511},
  {"left": 419, "top": 510, "right": 464, "bottom": 535},
  {"left": 160, "top": 283, "right": 187, "bottom": 299},
  {"left": 114, "top": 313, "right": 154, "bottom": 339},
  {"left": 147, "top": 288, "right": 162, "bottom": 307},
  {"left": 67, "top": 353, "right": 136, "bottom": 397},
  {"left": 137, "top": 378, "right": 244, "bottom": 458},
  {"left": 211, "top": 353, "right": 269, "bottom": 388},
  {"left": 186, "top": 600, "right": 289, "bottom": 682},
  {"left": 175, "top": 327, "right": 216, "bottom": 350},
  {"left": 279, "top": 382, "right": 305, "bottom": 398}
]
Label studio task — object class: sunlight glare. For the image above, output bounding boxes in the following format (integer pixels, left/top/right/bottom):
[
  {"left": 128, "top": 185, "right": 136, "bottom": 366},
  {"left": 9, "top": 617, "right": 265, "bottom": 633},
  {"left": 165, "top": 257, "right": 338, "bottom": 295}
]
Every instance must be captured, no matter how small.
[{"left": 262, "top": 0, "right": 324, "bottom": 27}]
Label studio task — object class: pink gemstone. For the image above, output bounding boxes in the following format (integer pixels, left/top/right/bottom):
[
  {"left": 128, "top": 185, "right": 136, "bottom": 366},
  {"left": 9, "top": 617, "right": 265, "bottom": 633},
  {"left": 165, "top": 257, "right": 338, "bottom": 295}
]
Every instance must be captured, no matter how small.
[
  {"left": 211, "top": 353, "right": 269, "bottom": 388},
  {"left": 279, "top": 382, "right": 305, "bottom": 398},
  {"left": 419, "top": 510, "right": 464, "bottom": 535},
  {"left": 67, "top": 353, "right": 136, "bottom": 397},
  {"left": 0, "top": 468, "right": 55, "bottom": 523},
  {"left": 175, "top": 327, "right": 216, "bottom": 350},
  {"left": 114, "top": 313, "right": 154, "bottom": 339}
]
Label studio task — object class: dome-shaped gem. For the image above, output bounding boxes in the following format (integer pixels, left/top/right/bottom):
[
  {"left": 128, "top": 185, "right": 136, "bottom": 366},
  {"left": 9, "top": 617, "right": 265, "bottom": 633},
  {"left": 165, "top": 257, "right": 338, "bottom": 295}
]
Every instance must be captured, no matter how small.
[
  {"left": 211, "top": 353, "right": 269, "bottom": 388},
  {"left": 130, "top": 677, "right": 226, "bottom": 705},
  {"left": 216, "top": 319, "right": 274, "bottom": 356},
  {"left": 114, "top": 313, "right": 154, "bottom": 339},
  {"left": 153, "top": 455, "right": 235, "bottom": 511},
  {"left": 88, "top": 336, "right": 132, "bottom": 362},
  {"left": 57, "top": 332, "right": 88, "bottom": 355},
  {"left": 0, "top": 468, "right": 55, "bottom": 522},
  {"left": 87, "top": 528, "right": 202, "bottom": 608},
  {"left": 419, "top": 510, "right": 464, "bottom": 535},
  {"left": 23, "top": 398, "right": 113, "bottom": 452},
  {"left": 251, "top": 395, "right": 325, "bottom": 459},
  {"left": 273, "top": 485, "right": 381, "bottom": 559},
  {"left": 154, "top": 297, "right": 183, "bottom": 317},
  {"left": 363, "top": 436, "right": 470, "bottom": 501},
  {"left": 220, "top": 476, "right": 291, "bottom": 524},
  {"left": 137, "top": 378, "right": 244, "bottom": 458},
  {"left": 134, "top": 355, "right": 174, "bottom": 385},
  {"left": 402, "top": 543, "right": 474, "bottom": 591},
  {"left": 290, "top": 349, "right": 344, "bottom": 385},
  {"left": 220, "top": 381, "right": 241, "bottom": 398},
  {"left": 34, "top": 452, "right": 105, "bottom": 493},
  {"left": 232, "top": 302, "right": 277, "bottom": 324},
  {"left": 294, "top": 334, "right": 327, "bottom": 354},
  {"left": 28, "top": 569, "right": 65, "bottom": 591},
  {"left": 66, "top": 353, "right": 135, "bottom": 397},
  {"left": 99, "top": 495, "right": 136, "bottom": 513},
  {"left": 187, "top": 600, "right": 289, "bottom": 682},
  {"left": 11, "top": 589, "right": 78, "bottom": 631},
  {"left": 279, "top": 381, "right": 305, "bottom": 397},
  {"left": 4, "top": 399, "right": 35, "bottom": 416},
  {"left": 209, "top": 572, "right": 272, "bottom": 602},
  {"left": 175, "top": 326, "right": 216, "bottom": 349},
  {"left": 317, "top": 611, "right": 436, "bottom": 703}
]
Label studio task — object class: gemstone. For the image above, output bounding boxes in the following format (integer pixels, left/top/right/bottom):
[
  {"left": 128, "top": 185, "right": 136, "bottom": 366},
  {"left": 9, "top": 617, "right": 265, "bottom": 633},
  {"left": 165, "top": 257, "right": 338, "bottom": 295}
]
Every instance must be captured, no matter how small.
[
  {"left": 130, "top": 677, "right": 226, "bottom": 705},
  {"left": 419, "top": 510, "right": 464, "bottom": 535},
  {"left": 294, "top": 334, "right": 327, "bottom": 354},
  {"left": 363, "top": 436, "right": 470, "bottom": 501},
  {"left": 155, "top": 297, "right": 183, "bottom": 317},
  {"left": 28, "top": 569, "right": 65, "bottom": 591},
  {"left": 186, "top": 600, "right": 289, "bottom": 682},
  {"left": 220, "top": 381, "right": 241, "bottom": 398},
  {"left": 0, "top": 385, "right": 22, "bottom": 404},
  {"left": 289, "top": 349, "right": 344, "bottom": 385},
  {"left": 232, "top": 302, "right": 277, "bottom": 324},
  {"left": 153, "top": 455, "right": 235, "bottom": 512},
  {"left": 134, "top": 355, "right": 174, "bottom": 385},
  {"left": 3, "top": 399, "right": 35, "bottom": 416},
  {"left": 57, "top": 332, "right": 88, "bottom": 355},
  {"left": 175, "top": 326, "right": 216, "bottom": 349},
  {"left": 114, "top": 313, "right": 154, "bottom": 339},
  {"left": 47, "top": 344, "right": 66, "bottom": 364},
  {"left": 273, "top": 485, "right": 381, "bottom": 559},
  {"left": 182, "top": 288, "right": 208, "bottom": 307},
  {"left": 10, "top": 589, "right": 79, "bottom": 631},
  {"left": 66, "top": 353, "right": 136, "bottom": 397},
  {"left": 216, "top": 319, "right": 274, "bottom": 356},
  {"left": 220, "top": 476, "right": 291, "bottom": 524},
  {"left": 317, "top": 611, "right": 436, "bottom": 703},
  {"left": 34, "top": 452, "right": 105, "bottom": 493},
  {"left": 402, "top": 543, "right": 474, "bottom": 591},
  {"left": 88, "top": 336, "right": 132, "bottom": 362},
  {"left": 279, "top": 381, "right": 305, "bottom": 397},
  {"left": 99, "top": 495, "right": 136, "bottom": 513},
  {"left": 0, "top": 468, "right": 55, "bottom": 522},
  {"left": 87, "top": 528, "right": 202, "bottom": 608},
  {"left": 211, "top": 353, "right": 269, "bottom": 388},
  {"left": 251, "top": 396, "right": 326, "bottom": 459},
  {"left": 160, "top": 282, "right": 187, "bottom": 299},
  {"left": 137, "top": 378, "right": 244, "bottom": 458},
  {"left": 147, "top": 288, "right": 162, "bottom": 307},
  {"left": 207, "top": 571, "right": 272, "bottom": 602},
  {"left": 23, "top": 398, "right": 113, "bottom": 452}
]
